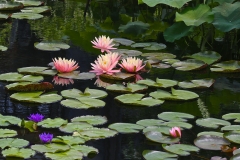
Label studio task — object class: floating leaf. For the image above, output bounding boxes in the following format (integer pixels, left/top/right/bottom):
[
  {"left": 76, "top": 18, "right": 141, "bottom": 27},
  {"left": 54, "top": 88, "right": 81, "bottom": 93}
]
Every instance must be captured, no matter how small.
[
  {"left": 197, "top": 131, "right": 223, "bottom": 138},
  {"left": 222, "top": 113, "right": 240, "bottom": 122},
  {"left": 0, "top": 138, "right": 29, "bottom": 149},
  {"left": 144, "top": 43, "right": 167, "bottom": 51},
  {"left": 37, "top": 118, "right": 68, "bottom": 128},
  {"left": 151, "top": 63, "right": 171, "bottom": 69},
  {"left": 145, "top": 131, "right": 180, "bottom": 144},
  {"left": 118, "top": 21, "right": 149, "bottom": 36},
  {"left": 71, "top": 115, "right": 107, "bottom": 126},
  {"left": 21, "top": 6, "right": 51, "bottom": 13},
  {"left": 34, "top": 41, "right": 70, "bottom": 51},
  {"left": 158, "top": 112, "right": 194, "bottom": 122},
  {"left": 52, "top": 136, "right": 85, "bottom": 145},
  {"left": 163, "top": 121, "right": 192, "bottom": 129},
  {"left": 141, "top": 52, "right": 176, "bottom": 60},
  {"left": 143, "top": 126, "right": 172, "bottom": 135},
  {"left": 194, "top": 135, "right": 230, "bottom": 150},
  {"left": 224, "top": 131, "right": 240, "bottom": 144},
  {"left": 142, "top": 150, "right": 178, "bottom": 160},
  {"left": 0, "top": 114, "right": 21, "bottom": 126},
  {"left": 178, "top": 78, "right": 215, "bottom": 89},
  {"left": 45, "top": 149, "right": 83, "bottom": 160},
  {"left": 196, "top": 118, "right": 231, "bottom": 129},
  {"left": 58, "top": 72, "right": 96, "bottom": 80},
  {"left": 111, "top": 49, "right": 142, "bottom": 57},
  {"left": 2, "top": 148, "right": 35, "bottom": 159},
  {"left": 31, "top": 143, "right": 70, "bottom": 153},
  {"left": 108, "top": 123, "right": 144, "bottom": 133},
  {"left": 141, "top": 0, "right": 192, "bottom": 8},
  {"left": 162, "top": 144, "right": 199, "bottom": 156},
  {"left": 59, "top": 122, "right": 93, "bottom": 133},
  {"left": 106, "top": 83, "right": 148, "bottom": 93},
  {"left": 136, "top": 119, "right": 165, "bottom": 127},
  {"left": 61, "top": 98, "right": 105, "bottom": 109},
  {"left": 71, "top": 145, "right": 98, "bottom": 157},
  {"left": 210, "top": 60, "right": 240, "bottom": 72},
  {"left": 221, "top": 125, "right": 240, "bottom": 131},
  {"left": 11, "top": 12, "right": 43, "bottom": 19},
  {"left": 74, "top": 128, "right": 117, "bottom": 140},
  {"left": 61, "top": 88, "right": 107, "bottom": 99},
  {"left": 100, "top": 72, "right": 135, "bottom": 81},
  {"left": 15, "top": 0, "right": 43, "bottom": 6},
  {"left": 137, "top": 78, "right": 178, "bottom": 88},
  {"left": 0, "top": 129, "right": 17, "bottom": 138},
  {"left": 0, "top": 45, "right": 8, "bottom": 50},
  {"left": 18, "top": 67, "right": 57, "bottom": 76},
  {"left": 6, "top": 82, "right": 54, "bottom": 92},
  {"left": 172, "top": 59, "right": 207, "bottom": 71},
  {"left": 113, "top": 38, "right": 135, "bottom": 46},
  {"left": 0, "top": 73, "right": 43, "bottom": 82},
  {"left": 0, "top": 1, "right": 23, "bottom": 11},
  {"left": 162, "top": 59, "right": 180, "bottom": 64}
]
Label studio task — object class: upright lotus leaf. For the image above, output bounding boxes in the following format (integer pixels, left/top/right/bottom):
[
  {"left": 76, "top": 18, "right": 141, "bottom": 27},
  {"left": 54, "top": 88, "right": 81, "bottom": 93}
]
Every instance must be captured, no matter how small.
[
  {"left": 108, "top": 123, "right": 144, "bottom": 134},
  {"left": 76, "top": 128, "right": 118, "bottom": 139},
  {"left": 178, "top": 78, "right": 215, "bottom": 89},
  {"left": 0, "top": 114, "right": 21, "bottom": 126},
  {"left": 0, "top": 45, "right": 7, "bottom": 51},
  {"left": 197, "top": 131, "right": 224, "bottom": 138},
  {"left": 11, "top": 12, "right": 43, "bottom": 20},
  {"left": 222, "top": 113, "right": 240, "bottom": 122},
  {"left": 0, "top": 73, "right": 43, "bottom": 82},
  {"left": 136, "top": 119, "right": 165, "bottom": 127},
  {"left": 2, "top": 148, "right": 36, "bottom": 159},
  {"left": 212, "top": 2, "right": 240, "bottom": 16},
  {"left": 0, "top": 1, "right": 23, "bottom": 11},
  {"left": 6, "top": 82, "right": 54, "bottom": 92},
  {"left": 162, "top": 144, "right": 199, "bottom": 156},
  {"left": 52, "top": 136, "right": 85, "bottom": 145},
  {"left": 106, "top": 83, "right": 148, "bottom": 93},
  {"left": 176, "top": 4, "right": 214, "bottom": 26},
  {"left": 157, "top": 112, "right": 194, "bottom": 122},
  {"left": 31, "top": 143, "right": 70, "bottom": 153},
  {"left": 71, "top": 115, "right": 107, "bottom": 126},
  {"left": 71, "top": 145, "right": 98, "bottom": 157},
  {"left": 143, "top": 126, "right": 172, "bottom": 135},
  {"left": 142, "top": 150, "right": 178, "bottom": 160},
  {"left": 0, "top": 129, "right": 17, "bottom": 138},
  {"left": 111, "top": 49, "right": 142, "bottom": 57},
  {"left": 142, "top": 52, "right": 176, "bottom": 60},
  {"left": 183, "top": 51, "right": 221, "bottom": 65},
  {"left": 210, "top": 60, "right": 240, "bottom": 72},
  {"left": 59, "top": 122, "right": 93, "bottom": 133},
  {"left": 150, "top": 88, "right": 199, "bottom": 101},
  {"left": 61, "top": 88, "right": 107, "bottom": 99},
  {"left": 34, "top": 41, "right": 70, "bottom": 51},
  {"left": 145, "top": 131, "right": 180, "bottom": 144},
  {"left": 137, "top": 78, "right": 178, "bottom": 88},
  {"left": 21, "top": 6, "right": 51, "bottom": 13},
  {"left": 0, "top": 138, "right": 29, "bottom": 149},
  {"left": 18, "top": 66, "right": 57, "bottom": 76},
  {"left": 118, "top": 21, "right": 149, "bottom": 36},
  {"left": 172, "top": 59, "right": 207, "bottom": 71},
  {"left": 224, "top": 131, "right": 240, "bottom": 144},
  {"left": 45, "top": 149, "right": 83, "bottom": 160},
  {"left": 113, "top": 38, "right": 135, "bottom": 46},
  {"left": 115, "top": 93, "right": 164, "bottom": 106},
  {"left": 163, "top": 121, "right": 192, "bottom": 129},
  {"left": 196, "top": 118, "right": 231, "bottom": 129},
  {"left": 194, "top": 135, "right": 230, "bottom": 150},
  {"left": 61, "top": 98, "right": 105, "bottom": 109},
  {"left": 163, "top": 22, "right": 194, "bottom": 42},
  {"left": 37, "top": 118, "right": 68, "bottom": 128},
  {"left": 141, "top": 0, "right": 192, "bottom": 8},
  {"left": 221, "top": 125, "right": 240, "bottom": 131},
  {"left": 58, "top": 72, "right": 96, "bottom": 80}
]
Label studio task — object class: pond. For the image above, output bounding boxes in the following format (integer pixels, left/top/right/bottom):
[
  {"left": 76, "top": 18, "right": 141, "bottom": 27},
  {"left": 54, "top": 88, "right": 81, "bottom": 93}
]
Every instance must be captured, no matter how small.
[{"left": 0, "top": 0, "right": 240, "bottom": 160}]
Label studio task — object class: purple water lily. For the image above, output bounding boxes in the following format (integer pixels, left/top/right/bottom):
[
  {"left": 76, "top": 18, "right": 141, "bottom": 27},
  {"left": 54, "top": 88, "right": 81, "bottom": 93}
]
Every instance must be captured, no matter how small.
[
  {"left": 39, "top": 133, "right": 53, "bottom": 143},
  {"left": 28, "top": 113, "right": 44, "bottom": 123}
]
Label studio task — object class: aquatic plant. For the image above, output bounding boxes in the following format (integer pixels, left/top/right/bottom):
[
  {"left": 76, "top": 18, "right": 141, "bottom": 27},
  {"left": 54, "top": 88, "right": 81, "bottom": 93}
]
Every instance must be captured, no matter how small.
[
  {"left": 52, "top": 57, "right": 79, "bottom": 73},
  {"left": 169, "top": 127, "right": 181, "bottom": 138},
  {"left": 211, "top": 156, "right": 227, "bottom": 160},
  {"left": 91, "top": 35, "right": 116, "bottom": 53},
  {"left": 39, "top": 133, "right": 53, "bottom": 143},
  {"left": 28, "top": 113, "right": 44, "bottom": 123},
  {"left": 119, "top": 57, "right": 145, "bottom": 73}
]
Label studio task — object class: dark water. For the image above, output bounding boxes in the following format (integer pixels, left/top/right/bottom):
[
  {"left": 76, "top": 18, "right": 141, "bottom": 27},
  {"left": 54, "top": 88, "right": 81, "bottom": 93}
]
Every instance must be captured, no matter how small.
[{"left": 0, "top": 0, "right": 240, "bottom": 160}]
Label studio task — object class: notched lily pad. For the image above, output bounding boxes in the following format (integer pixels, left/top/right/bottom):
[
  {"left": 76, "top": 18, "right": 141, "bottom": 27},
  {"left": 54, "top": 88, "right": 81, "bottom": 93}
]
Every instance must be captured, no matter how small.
[
  {"left": 37, "top": 118, "right": 68, "bottom": 128},
  {"left": 100, "top": 72, "right": 135, "bottom": 81},
  {"left": 6, "top": 82, "right": 53, "bottom": 92},
  {"left": 0, "top": 114, "right": 21, "bottom": 126},
  {"left": 34, "top": 41, "right": 70, "bottom": 51},
  {"left": 0, "top": 129, "right": 17, "bottom": 138},
  {"left": 142, "top": 150, "right": 178, "bottom": 160},
  {"left": 52, "top": 136, "right": 85, "bottom": 145},
  {"left": 162, "top": 144, "right": 199, "bottom": 156},
  {"left": 163, "top": 121, "right": 192, "bottom": 129},
  {"left": 106, "top": 83, "right": 148, "bottom": 93},
  {"left": 61, "top": 98, "right": 105, "bottom": 109},
  {"left": 11, "top": 12, "right": 43, "bottom": 19},
  {"left": 222, "top": 113, "right": 240, "bottom": 122},
  {"left": 59, "top": 122, "right": 93, "bottom": 133},
  {"left": 143, "top": 126, "right": 172, "bottom": 135},
  {"left": 172, "top": 59, "right": 207, "bottom": 71},
  {"left": 71, "top": 145, "right": 98, "bottom": 157},
  {"left": 196, "top": 118, "right": 231, "bottom": 129},
  {"left": 58, "top": 71, "right": 96, "bottom": 80},
  {"left": 71, "top": 115, "right": 107, "bottom": 126},
  {"left": 210, "top": 60, "right": 240, "bottom": 72},
  {"left": 2, "top": 148, "right": 36, "bottom": 159},
  {"left": 31, "top": 143, "right": 70, "bottom": 153},
  {"left": 18, "top": 66, "right": 57, "bottom": 76},
  {"left": 137, "top": 78, "right": 178, "bottom": 88},
  {"left": 111, "top": 49, "right": 142, "bottom": 57},
  {"left": 0, "top": 72, "right": 43, "bottom": 82},
  {"left": 136, "top": 119, "right": 165, "bottom": 127},
  {"left": 74, "top": 128, "right": 117, "bottom": 140},
  {"left": 224, "top": 131, "right": 240, "bottom": 144},
  {"left": 108, "top": 123, "right": 144, "bottom": 134},
  {"left": 0, "top": 138, "right": 29, "bottom": 149},
  {"left": 178, "top": 78, "right": 215, "bottom": 89},
  {"left": 44, "top": 149, "right": 83, "bottom": 160},
  {"left": 112, "top": 38, "right": 135, "bottom": 46},
  {"left": 145, "top": 131, "right": 180, "bottom": 144},
  {"left": 158, "top": 112, "right": 194, "bottom": 122},
  {"left": 61, "top": 88, "right": 107, "bottom": 99}
]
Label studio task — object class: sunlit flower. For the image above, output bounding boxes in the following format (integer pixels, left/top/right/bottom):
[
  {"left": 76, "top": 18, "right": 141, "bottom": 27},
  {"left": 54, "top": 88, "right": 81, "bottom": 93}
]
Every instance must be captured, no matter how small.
[
  {"left": 211, "top": 156, "right": 227, "bottom": 160},
  {"left": 28, "top": 113, "right": 44, "bottom": 123},
  {"left": 169, "top": 127, "right": 181, "bottom": 138},
  {"left": 90, "top": 52, "right": 121, "bottom": 75},
  {"left": 52, "top": 76, "right": 74, "bottom": 86},
  {"left": 52, "top": 57, "right": 79, "bottom": 73},
  {"left": 119, "top": 57, "right": 145, "bottom": 73},
  {"left": 94, "top": 76, "right": 111, "bottom": 88},
  {"left": 91, "top": 35, "right": 117, "bottom": 53},
  {"left": 39, "top": 133, "right": 53, "bottom": 143}
]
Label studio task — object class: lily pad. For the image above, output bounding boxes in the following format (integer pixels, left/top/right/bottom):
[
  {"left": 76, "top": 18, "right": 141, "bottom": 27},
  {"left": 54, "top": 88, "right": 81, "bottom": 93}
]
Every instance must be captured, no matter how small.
[
  {"left": 0, "top": 114, "right": 21, "bottom": 126},
  {"left": 222, "top": 113, "right": 240, "bottom": 122},
  {"left": 163, "top": 121, "right": 192, "bottom": 129},
  {"left": 137, "top": 78, "right": 178, "bottom": 88},
  {"left": 151, "top": 63, "right": 171, "bottom": 69},
  {"left": 71, "top": 145, "right": 98, "bottom": 157},
  {"left": 100, "top": 72, "right": 135, "bottom": 81},
  {"left": 2, "top": 148, "right": 35, "bottom": 159},
  {"left": 162, "top": 59, "right": 180, "bottom": 64},
  {"left": 74, "top": 128, "right": 117, "bottom": 139},
  {"left": 172, "top": 59, "right": 207, "bottom": 71},
  {"left": 31, "top": 143, "right": 70, "bottom": 153},
  {"left": 52, "top": 136, "right": 85, "bottom": 145},
  {"left": 111, "top": 49, "right": 142, "bottom": 57},
  {"left": 142, "top": 150, "right": 178, "bottom": 160},
  {"left": 136, "top": 119, "right": 165, "bottom": 127},
  {"left": 61, "top": 98, "right": 105, "bottom": 109},
  {"left": 157, "top": 112, "right": 194, "bottom": 122},
  {"left": 145, "top": 131, "right": 180, "bottom": 144},
  {"left": 0, "top": 1, "right": 23, "bottom": 11},
  {"left": 221, "top": 125, "right": 240, "bottom": 131},
  {"left": 106, "top": 83, "right": 148, "bottom": 93},
  {"left": 59, "top": 122, "right": 93, "bottom": 133},
  {"left": 141, "top": 52, "right": 176, "bottom": 60},
  {"left": 150, "top": 88, "right": 199, "bottom": 101},
  {"left": 18, "top": 67, "right": 57, "bottom": 76},
  {"left": 0, "top": 129, "right": 17, "bottom": 138},
  {"left": 61, "top": 88, "right": 107, "bottom": 99},
  {"left": 6, "top": 82, "right": 54, "bottom": 92},
  {"left": 34, "top": 41, "right": 70, "bottom": 51},
  {"left": 178, "top": 78, "right": 215, "bottom": 89},
  {"left": 224, "top": 131, "right": 240, "bottom": 144},
  {"left": 183, "top": 51, "right": 221, "bottom": 65},
  {"left": 210, "top": 60, "right": 240, "bottom": 72},
  {"left": 21, "top": 6, "right": 51, "bottom": 13},
  {"left": 115, "top": 93, "right": 164, "bottom": 107},
  {"left": 144, "top": 43, "right": 167, "bottom": 51},
  {"left": 0, "top": 138, "right": 29, "bottom": 149},
  {"left": 71, "top": 115, "right": 107, "bottom": 126},
  {"left": 196, "top": 118, "right": 231, "bottom": 129},
  {"left": 118, "top": 21, "right": 149, "bottom": 37},
  {"left": 141, "top": 0, "right": 192, "bottom": 8},
  {"left": 0, "top": 73, "right": 43, "bottom": 82},
  {"left": 194, "top": 135, "right": 230, "bottom": 150},
  {"left": 113, "top": 38, "right": 135, "bottom": 46},
  {"left": 197, "top": 131, "right": 224, "bottom": 138},
  {"left": 11, "top": 12, "right": 43, "bottom": 19},
  {"left": 108, "top": 123, "right": 144, "bottom": 133},
  {"left": 15, "top": 0, "right": 43, "bottom": 6},
  {"left": 143, "top": 126, "right": 172, "bottom": 135},
  {"left": 0, "top": 45, "right": 8, "bottom": 51},
  {"left": 37, "top": 118, "right": 68, "bottom": 128},
  {"left": 58, "top": 72, "right": 96, "bottom": 80},
  {"left": 162, "top": 144, "right": 199, "bottom": 156},
  {"left": 45, "top": 150, "right": 83, "bottom": 160}
]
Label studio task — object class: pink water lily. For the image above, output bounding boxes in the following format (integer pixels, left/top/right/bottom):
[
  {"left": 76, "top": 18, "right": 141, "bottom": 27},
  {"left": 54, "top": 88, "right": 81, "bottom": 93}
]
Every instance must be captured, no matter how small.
[
  {"left": 169, "top": 127, "right": 181, "bottom": 138},
  {"left": 52, "top": 57, "right": 79, "bottom": 73},
  {"left": 90, "top": 52, "right": 121, "bottom": 75},
  {"left": 52, "top": 76, "right": 74, "bottom": 86},
  {"left": 119, "top": 57, "right": 145, "bottom": 73},
  {"left": 91, "top": 35, "right": 117, "bottom": 53}
]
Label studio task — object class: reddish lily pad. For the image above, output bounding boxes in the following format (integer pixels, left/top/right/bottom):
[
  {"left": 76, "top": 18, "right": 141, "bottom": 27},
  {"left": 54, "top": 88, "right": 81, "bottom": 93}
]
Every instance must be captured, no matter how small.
[
  {"left": 6, "top": 82, "right": 53, "bottom": 92},
  {"left": 100, "top": 72, "right": 135, "bottom": 81}
]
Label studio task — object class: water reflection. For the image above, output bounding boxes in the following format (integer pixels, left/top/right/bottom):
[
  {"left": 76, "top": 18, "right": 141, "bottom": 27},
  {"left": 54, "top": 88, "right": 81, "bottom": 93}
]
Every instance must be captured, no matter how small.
[{"left": 52, "top": 76, "right": 74, "bottom": 86}]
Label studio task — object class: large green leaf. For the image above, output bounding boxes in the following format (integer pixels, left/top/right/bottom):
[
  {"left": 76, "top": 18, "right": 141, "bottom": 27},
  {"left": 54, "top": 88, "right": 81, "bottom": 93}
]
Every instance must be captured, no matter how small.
[
  {"left": 0, "top": 114, "right": 21, "bottom": 126},
  {"left": 172, "top": 59, "right": 207, "bottom": 71},
  {"left": 108, "top": 123, "right": 144, "bottom": 133},
  {"left": 222, "top": 113, "right": 240, "bottom": 122},
  {"left": 34, "top": 41, "right": 70, "bottom": 51},
  {"left": 158, "top": 112, "right": 194, "bottom": 122},
  {"left": 6, "top": 82, "right": 54, "bottom": 92},
  {"left": 224, "top": 131, "right": 240, "bottom": 144},
  {"left": 18, "top": 67, "right": 57, "bottom": 76},
  {"left": 212, "top": 2, "right": 240, "bottom": 16},
  {"left": 0, "top": 1, "right": 23, "bottom": 11},
  {"left": 11, "top": 12, "right": 43, "bottom": 20},
  {"left": 59, "top": 122, "right": 93, "bottom": 133},
  {"left": 162, "top": 144, "right": 199, "bottom": 156},
  {"left": 37, "top": 118, "right": 68, "bottom": 128},
  {"left": 61, "top": 98, "right": 105, "bottom": 109},
  {"left": 45, "top": 149, "right": 83, "bottom": 160},
  {"left": 71, "top": 115, "right": 107, "bottom": 126},
  {"left": 210, "top": 60, "right": 240, "bottom": 72},
  {"left": 0, "top": 138, "right": 29, "bottom": 149},
  {"left": 196, "top": 118, "right": 231, "bottom": 129},
  {"left": 61, "top": 88, "right": 107, "bottom": 99},
  {"left": 221, "top": 125, "right": 240, "bottom": 131},
  {"left": 178, "top": 78, "right": 215, "bottom": 89},
  {"left": 71, "top": 145, "right": 98, "bottom": 157},
  {"left": 145, "top": 131, "right": 180, "bottom": 144},
  {"left": 21, "top": 6, "right": 51, "bottom": 13},
  {"left": 0, "top": 129, "right": 17, "bottom": 138},
  {"left": 2, "top": 148, "right": 35, "bottom": 159},
  {"left": 74, "top": 128, "right": 117, "bottom": 140},
  {"left": 0, "top": 73, "right": 43, "bottom": 82},
  {"left": 31, "top": 143, "right": 70, "bottom": 153},
  {"left": 118, "top": 21, "right": 149, "bottom": 36},
  {"left": 142, "top": 150, "right": 178, "bottom": 160},
  {"left": 137, "top": 78, "right": 178, "bottom": 88},
  {"left": 143, "top": 126, "right": 172, "bottom": 135},
  {"left": 106, "top": 83, "right": 148, "bottom": 93},
  {"left": 52, "top": 136, "right": 85, "bottom": 145},
  {"left": 58, "top": 72, "right": 96, "bottom": 80},
  {"left": 136, "top": 119, "right": 165, "bottom": 127},
  {"left": 141, "top": 0, "right": 192, "bottom": 8}
]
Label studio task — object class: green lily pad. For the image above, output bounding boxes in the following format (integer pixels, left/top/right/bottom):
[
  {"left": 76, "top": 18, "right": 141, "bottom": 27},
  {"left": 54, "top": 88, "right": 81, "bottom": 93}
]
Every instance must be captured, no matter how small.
[
  {"left": 61, "top": 88, "right": 107, "bottom": 99},
  {"left": 61, "top": 98, "right": 105, "bottom": 109},
  {"left": 0, "top": 73, "right": 43, "bottom": 82},
  {"left": 162, "top": 144, "right": 199, "bottom": 156},
  {"left": 0, "top": 129, "right": 17, "bottom": 138},
  {"left": 137, "top": 78, "right": 178, "bottom": 88},
  {"left": 115, "top": 93, "right": 164, "bottom": 107},
  {"left": 37, "top": 118, "right": 68, "bottom": 128},
  {"left": 212, "top": 1, "right": 240, "bottom": 16},
  {"left": 157, "top": 112, "right": 194, "bottom": 122},
  {"left": 113, "top": 38, "right": 135, "bottom": 46},
  {"left": 142, "top": 150, "right": 178, "bottom": 160},
  {"left": 2, "top": 148, "right": 35, "bottom": 159},
  {"left": 108, "top": 123, "right": 144, "bottom": 133},
  {"left": 0, "top": 45, "right": 8, "bottom": 50},
  {"left": 71, "top": 145, "right": 98, "bottom": 157},
  {"left": 34, "top": 41, "right": 70, "bottom": 51},
  {"left": 31, "top": 143, "right": 70, "bottom": 153},
  {"left": 0, "top": 1, "right": 23, "bottom": 11},
  {"left": 222, "top": 113, "right": 240, "bottom": 122},
  {"left": 131, "top": 42, "right": 153, "bottom": 48},
  {"left": 196, "top": 118, "right": 231, "bottom": 129},
  {"left": 194, "top": 135, "right": 230, "bottom": 150},
  {"left": 141, "top": 52, "right": 176, "bottom": 60},
  {"left": 59, "top": 122, "right": 93, "bottom": 133},
  {"left": 178, "top": 78, "right": 215, "bottom": 89},
  {"left": 118, "top": 21, "right": 149, "bottom": 37},
  {"left": 111, "top": 49, "right": 142, "bottom": 57},
  {"left": 52, "top": 136, "right": 85, "bottom": 145},
  {"left": 221, "top": 125, "right": 240, "bottom": 131},
  {"left": 150, "top": 88, "right": 199, "bottom": 101},
  {"left": 71, "top": 115, "right": 107, "bottom": 126},
  {"left": 210, "top": 60, "right": 240, "bottom": 72},
  {"left": 100, "top": 72, "right": 135, "bottom": 81},
  {"left": 11, "top": 12, "right": 43, "bottom": 19},
  {"left": 0, "top": 138, "right": 29, "bottom": 149},
  {"left": 197, "top": 131, "right": 224, "bottom": 138},
  {"left": 58, "top": 72, "right": 96, "bottom": 80},
  {"left": 136, "top": 119, "right": 165, "bottom": 127},
  {"left": 0, "top": 114, "right": 21, "bottom": 126},
  {"left": 106, "top": 83, "right": 148, "bottom": 93},
  {"left": 22, "top": 120, "right": 36, "bottom": 132},
  {"left": 172, "top": 59, "right": 207, "bottom": 71},
  {"left": 18, "top": 67, "right": 57, "bottom": 76},
  {"left": 143, "top": 126, "right": 172, "bottom": 135},
  {"left": 224, "top": 131, "right": 240, "bottom": 144},
  {"left": 21, "top": 6, "right": 51, "bottom": 13},
  {"left": 162, "top": 59, "right": 180, "bottom": 64},
  {"left": 45, "top": 149, "right": 83, "bottom": 160},
  {"left": 183, "top": 51, "right": 221, "bottom": 65},
  {"left": 231, "top": 153, "right": 240, "bottom": 160},
  {"left": 6, "top": 82, "right": 54, "bottom": 92},
  {"left": 144, "top": 43, "right": 167, "bottom": 51},
  {"left": 10, "top": 91, "right": 62, "bottom": 104},
  {"left": 141, "top": 0, "right": 192, "bottom": 8},
  {"left": 145, "top": 131, "right": 180, "bottom": 144},
  {"left": 151, "top": 63, "right": 171, "bottom": 69},
  {"left": 163, "top": 121, "right": 192, "bottom": 129},
  {"left": 74, "top": 128, "right": 117, "bottom": 140},
  {"left": 15, "top": 0, "right": 43, "bottom": 6}
]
